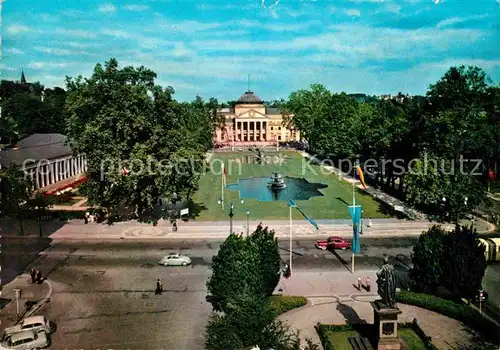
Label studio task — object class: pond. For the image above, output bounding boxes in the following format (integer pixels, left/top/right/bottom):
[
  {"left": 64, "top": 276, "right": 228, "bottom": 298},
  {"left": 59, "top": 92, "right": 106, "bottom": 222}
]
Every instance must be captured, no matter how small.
[{"left": 225, "top": 176, "right": 328, "bottom": 202}]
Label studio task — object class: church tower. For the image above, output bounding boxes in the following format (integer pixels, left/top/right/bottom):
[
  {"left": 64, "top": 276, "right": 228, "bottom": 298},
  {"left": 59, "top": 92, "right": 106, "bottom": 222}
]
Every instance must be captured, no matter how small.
[{"left": 20, "top": 70, "right": 27, "bottom": 84}]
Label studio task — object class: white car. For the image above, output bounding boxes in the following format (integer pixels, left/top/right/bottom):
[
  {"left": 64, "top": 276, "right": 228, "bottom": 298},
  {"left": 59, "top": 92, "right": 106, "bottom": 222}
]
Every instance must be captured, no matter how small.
[
  {"left": 0, "top": 330, "right": 50, "bottom": 349},
  {"left": 159, "top": 253, "right": 191, "bottom": 266},
  {"left": 3, "top": 316, "right": 56, "bottom": 339}
]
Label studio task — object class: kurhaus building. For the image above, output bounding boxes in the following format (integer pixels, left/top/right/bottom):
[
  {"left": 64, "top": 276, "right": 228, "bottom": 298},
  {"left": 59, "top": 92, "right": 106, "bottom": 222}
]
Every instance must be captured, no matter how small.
[
  {"left": 213, "top": 90, "right": 300, "bottom": 146},
  {"left": 0, "top": 133, "right": 87, "bottom": 193}
]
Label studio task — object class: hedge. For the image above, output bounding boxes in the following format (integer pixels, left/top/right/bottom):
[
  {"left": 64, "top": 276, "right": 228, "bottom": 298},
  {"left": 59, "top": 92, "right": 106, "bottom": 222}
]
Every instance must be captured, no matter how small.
[
  {"left": 269, "top": 295, "right": 307, "bottom": 316},
  {"left": 396, "top": 290, "right": 500, "bottom": 343}
]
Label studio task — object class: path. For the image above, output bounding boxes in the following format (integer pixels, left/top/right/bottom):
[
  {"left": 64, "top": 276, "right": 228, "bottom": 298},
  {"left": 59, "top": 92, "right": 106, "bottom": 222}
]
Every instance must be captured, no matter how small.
[{"left": 278, "top": 299, "right": 476, "bottom": 350}]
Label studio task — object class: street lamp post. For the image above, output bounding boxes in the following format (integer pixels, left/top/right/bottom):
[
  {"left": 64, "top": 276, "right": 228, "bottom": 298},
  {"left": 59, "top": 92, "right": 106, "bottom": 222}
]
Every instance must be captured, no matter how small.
[
  {"left": 246, "top": 210, "right": 250, "bottom": 236},
  {"left": 14, "top": 288, "right": 21, "bottom": 318}
]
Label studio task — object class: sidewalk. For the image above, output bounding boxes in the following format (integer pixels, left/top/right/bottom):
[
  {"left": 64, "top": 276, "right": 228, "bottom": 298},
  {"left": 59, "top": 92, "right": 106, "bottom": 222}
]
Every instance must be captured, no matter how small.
[
  {"left": 45, "top": 219, "right": 458, "bottom": 240},
  {"left": 275, "top": 271, "right": 477, "bottom": 349},
  {"left": 0, "top": 274, "right": 53, "bottom": 328},
  {"left": 278, "top": 298, "right": 476, "bottom": 350}
]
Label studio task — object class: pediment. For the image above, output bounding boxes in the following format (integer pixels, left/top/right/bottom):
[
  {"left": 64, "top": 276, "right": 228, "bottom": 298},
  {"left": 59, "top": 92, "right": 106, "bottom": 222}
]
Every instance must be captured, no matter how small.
[{"left": 235, "top": 109, "right": 269, "bottom": 119}]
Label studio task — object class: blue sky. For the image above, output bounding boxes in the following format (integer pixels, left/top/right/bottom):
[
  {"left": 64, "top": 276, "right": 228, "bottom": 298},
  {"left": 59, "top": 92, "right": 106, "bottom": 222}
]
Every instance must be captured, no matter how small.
[{"left": 1, "top": 0, "right": 499, "bottom": 102}]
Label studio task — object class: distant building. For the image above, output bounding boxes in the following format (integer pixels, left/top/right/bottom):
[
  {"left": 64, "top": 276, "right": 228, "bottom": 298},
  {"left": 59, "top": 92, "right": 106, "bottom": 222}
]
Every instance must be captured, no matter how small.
[
  {"left": 213, "top": 90, "right": 300, "bottom": 146},
  {"left": 0, "top": 133, "right": 87, "bottom": 192}
]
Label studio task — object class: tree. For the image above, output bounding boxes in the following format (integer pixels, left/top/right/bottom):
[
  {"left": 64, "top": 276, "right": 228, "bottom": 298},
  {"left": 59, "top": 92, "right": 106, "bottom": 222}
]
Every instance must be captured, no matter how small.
[
  {"left": 26, "top": 192, "right": 52, "bottom": 237},
  {"left": 0, "top": 164, "right": 33, "bottom": 234},
  {"left": 205, "top": 293, "right": 301, "bottom": 350},
  {"left": 410, "top": 225, "right": 487, "bottom": 300},
  {"left": 206, "top": 233, "right": 264, "bottom": 312},
  {"left": 409, "top": 225, "right": 447, "bottom": 293},
  {"left": 441, "top": 225, "right": 486, "bottom": 300},
  {"left": 207, "top": 225, "right": 281, "bottom": 311},
  {"left": 248, "top": 224, "right": 281, "bottom": 296},
  {"left": 64, "top": 58, "right": 210, "bottom": 223}
]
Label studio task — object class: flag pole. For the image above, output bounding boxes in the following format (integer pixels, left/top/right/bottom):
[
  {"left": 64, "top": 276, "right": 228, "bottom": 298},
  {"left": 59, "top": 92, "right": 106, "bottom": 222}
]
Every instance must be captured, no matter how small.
[
  {"left": 289, "top": 204, "right": 293, "bottom": 274},
  {"left": 221, "top": 163, "right": 224, "bottom": 209},
  {"left": 352, "top": 166, "right": 356, "bottom": 274}
]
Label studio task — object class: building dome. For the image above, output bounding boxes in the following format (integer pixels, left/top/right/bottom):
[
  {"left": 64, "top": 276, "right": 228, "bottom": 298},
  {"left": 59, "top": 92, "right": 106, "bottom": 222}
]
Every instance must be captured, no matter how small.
[{"left": 236, "top": 91, "right": 263, "bottom": 104}]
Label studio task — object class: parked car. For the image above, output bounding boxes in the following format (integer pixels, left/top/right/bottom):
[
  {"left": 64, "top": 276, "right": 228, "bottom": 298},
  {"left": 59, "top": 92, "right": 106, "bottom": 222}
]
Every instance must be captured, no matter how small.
[
  {"left": 315, "top": 236, "right": 351, "bottom": 250},
  {"left": 0, "top": 330, "right": 50, "bottom": 349},
  {"left": 3, "top": 316, "right": 56, "bottom": 339},
  {"left": 159, "top": 253, "right": 191, "bottom": 266}
]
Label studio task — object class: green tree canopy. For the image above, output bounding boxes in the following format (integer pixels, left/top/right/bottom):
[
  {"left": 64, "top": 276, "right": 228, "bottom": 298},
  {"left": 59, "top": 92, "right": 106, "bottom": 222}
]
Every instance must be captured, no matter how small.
[
  {"left": 207, "top": 224, "right": 281, "bottom": 312},
  {"left": 64, "top": 58, "right": 213, "bottom": 222}
]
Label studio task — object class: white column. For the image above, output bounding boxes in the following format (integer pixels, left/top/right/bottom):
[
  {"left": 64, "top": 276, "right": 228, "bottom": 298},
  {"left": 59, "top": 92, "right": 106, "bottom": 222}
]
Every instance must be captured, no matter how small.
[
  {"left": 78, "top": 155, "right": 82, "bottom": 173},
  {"left": 35, "top": 168, "right": 40, "bottom": 188},
  {"left": 63, "top": 159, "right": 68, "bottom": 179},
  {"left": 30, "top": 170, "right": 35, "bottom": 185},
  {"left": 49, "top": 162, "right": 55, "bottom": 184},
  {"left": 55, "top": 161, "right": 60, "bottom": 182}
]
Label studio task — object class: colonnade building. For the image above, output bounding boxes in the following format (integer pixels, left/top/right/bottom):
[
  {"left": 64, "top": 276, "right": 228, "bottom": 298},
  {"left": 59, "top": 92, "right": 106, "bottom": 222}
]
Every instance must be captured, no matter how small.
[
  {"left": 213, "top": 90, "right": 300, "bottom": 146},
  {"left": 0, "top": 133, "right": 87, "bottom": 192}
]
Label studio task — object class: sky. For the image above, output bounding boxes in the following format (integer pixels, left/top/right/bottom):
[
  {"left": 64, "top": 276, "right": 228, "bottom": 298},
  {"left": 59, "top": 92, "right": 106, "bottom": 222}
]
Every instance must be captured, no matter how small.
[{"left": 1, "top": 0, "right": 499, "bottom": 102}]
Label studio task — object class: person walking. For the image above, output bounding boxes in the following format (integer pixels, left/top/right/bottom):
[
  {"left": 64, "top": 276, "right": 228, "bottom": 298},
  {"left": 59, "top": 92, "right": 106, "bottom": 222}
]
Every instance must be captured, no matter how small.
[
  {"left": 155, "top": 278, "right": 163, "bottom": 295},
  {"left": 35, "top": 270, "right": 43, "bottom": 284},
  {"left": 366, "top": 276, "right": 371, "bottom": 292},
  {"left": 29, "top": 268, "right": 36, "bottom": 283},
  {"left": 367, "top": 218, "right": 372, "bottom": 228},
  {"left": 357, "top": 277, "right": 362, "bottom": 291}
]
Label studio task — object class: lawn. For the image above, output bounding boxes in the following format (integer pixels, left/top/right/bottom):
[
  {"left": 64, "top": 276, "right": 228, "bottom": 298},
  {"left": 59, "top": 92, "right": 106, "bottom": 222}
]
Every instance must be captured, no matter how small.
[
  {"left": 317, "top": 324, "right": 430, "bottom": 350},
  {"left": 191, "top": 150, "right": 391, "bottom": 220}
]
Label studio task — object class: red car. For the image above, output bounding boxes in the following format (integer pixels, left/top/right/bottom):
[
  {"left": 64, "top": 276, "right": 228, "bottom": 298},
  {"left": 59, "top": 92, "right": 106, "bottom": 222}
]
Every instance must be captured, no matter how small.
[{"left": 315, "top": 236, "right": 351, "bottom": 250}]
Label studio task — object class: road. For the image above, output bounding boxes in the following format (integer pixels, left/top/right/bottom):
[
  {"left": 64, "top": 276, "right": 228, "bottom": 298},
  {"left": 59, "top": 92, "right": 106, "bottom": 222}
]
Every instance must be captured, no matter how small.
[
  {"left": 0, "top": 237, "right": 415, "bottom": 350},
  {"left": 2, "top": 236, "right": 499, "bottom": 349}
]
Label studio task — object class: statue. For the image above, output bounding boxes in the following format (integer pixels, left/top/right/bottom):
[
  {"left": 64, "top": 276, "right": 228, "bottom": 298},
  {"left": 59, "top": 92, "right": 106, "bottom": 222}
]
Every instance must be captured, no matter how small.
[{"left": 376, "top": 257, "right": 397, "bottom": 308}]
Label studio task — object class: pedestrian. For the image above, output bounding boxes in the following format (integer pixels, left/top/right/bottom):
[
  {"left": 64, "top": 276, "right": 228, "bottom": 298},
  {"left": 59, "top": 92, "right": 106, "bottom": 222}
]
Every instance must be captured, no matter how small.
[
  {"left": 29, "top": 268, "right": 36, "bottom": 283},
  {"left": 172, "top": 221, "right": 178, "bottom": 232},
  {"left": 367, "top": 218, "right": 372, "bottom": 228},
  {"left": 357, "top": 277, "right": 362, "bottom": 291},
  {"left": 366, "top": 276, "right": 371, "bottom": 292},
  {"left": 35, "top": 270, "right": 43, "bottom": 284},
  {"left": 155, "top": 278, "right": 163, "bottom": 295}
]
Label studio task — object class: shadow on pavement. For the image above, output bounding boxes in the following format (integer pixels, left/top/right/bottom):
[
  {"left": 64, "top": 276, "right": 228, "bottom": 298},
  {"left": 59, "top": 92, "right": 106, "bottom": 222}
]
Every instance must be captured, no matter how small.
[{"left": 336, "top": 302, "right": 367, "bottom": 324}]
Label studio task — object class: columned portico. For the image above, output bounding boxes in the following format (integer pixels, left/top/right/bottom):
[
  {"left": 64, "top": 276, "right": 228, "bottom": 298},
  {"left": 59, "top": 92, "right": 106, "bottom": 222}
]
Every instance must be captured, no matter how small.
[
  {"left": 22, "top": 154, "right": 88, "bottom": 190},
  {"left": 214, "top": 90, "right": 300, "bottom": 147}
]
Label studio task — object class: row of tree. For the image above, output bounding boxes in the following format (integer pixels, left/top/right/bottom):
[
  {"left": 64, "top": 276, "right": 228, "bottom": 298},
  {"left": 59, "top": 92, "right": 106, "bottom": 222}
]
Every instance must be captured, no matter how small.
[
  {"left": 205, "top": 224, "right": 318, "bottom": 349},
  {"left": 0, "top": 79, "right": 67, "bottom": 145},
  {"left": 280, "top": 66, "right": 499, "bottom": 222}
]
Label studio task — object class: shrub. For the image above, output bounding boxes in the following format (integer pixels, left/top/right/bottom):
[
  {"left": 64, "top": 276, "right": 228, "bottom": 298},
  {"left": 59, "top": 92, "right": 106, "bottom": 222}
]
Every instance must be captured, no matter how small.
[{"left": 269, "top": 295, "right": 307, "bottom": 316}]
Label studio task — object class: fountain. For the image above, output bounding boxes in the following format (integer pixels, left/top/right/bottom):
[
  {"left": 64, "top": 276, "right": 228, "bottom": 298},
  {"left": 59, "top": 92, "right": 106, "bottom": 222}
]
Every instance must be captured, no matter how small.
[{"left": 268, "top": 172, "right": 286, "bottom": 190}]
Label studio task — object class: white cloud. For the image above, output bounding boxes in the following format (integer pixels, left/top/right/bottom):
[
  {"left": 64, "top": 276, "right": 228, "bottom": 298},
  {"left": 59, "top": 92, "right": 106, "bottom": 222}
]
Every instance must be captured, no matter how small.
[
  {"left": 98, "top": 4, "right": 116, "bottom": 13},
  {"left": 6, "top": 48, "right": 23, "bottom": 54},
  {"left": 436, "top": 14, "right": 488, "bottom": 29},
  {"left": 237, "top": 19, "right": 320, "bottom": 32},
  {"left": 0, "top": 64, "right": 16, "bottom": 71},
  {"left": 27, "top": 62, "right": 70, "bottom": 69},
  {"left": 61, "top": 9, "right": 86, "bottom": 17},
  {"left": 39, "top": 13, "right": 59, "bottom": 22},
  {"left": 385, "top": 3, "right": 402, "bottom": 14},
  {"left": 345, "top": 9, "right": 361, "bottom": 17},
  {"left": 55, "top": 28, "right": 98, "bottom": 39},
  {"left": 124, "top": 4, "right": 149, "bottom": 11},
  {"left": 7, "top": 24, "right": 29, "bottom": 34},
  {"left": 155, "top": 19, "right": 222, "bottom": 33},
  {"left": 34, "top": 46, "right": 79, "bottom": 56},
  {"left": 101, "top": 29, "right": 136, "bottom": 39}
]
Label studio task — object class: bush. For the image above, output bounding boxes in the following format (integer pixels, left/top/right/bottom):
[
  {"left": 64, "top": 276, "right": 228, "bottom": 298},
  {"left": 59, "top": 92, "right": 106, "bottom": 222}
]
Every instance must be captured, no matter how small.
[
  {"left": 396, "top": 291, "right": 500, "bottom": 344},
  {"left": 269, "top": 295, "right": 307, "bottom": 316}
]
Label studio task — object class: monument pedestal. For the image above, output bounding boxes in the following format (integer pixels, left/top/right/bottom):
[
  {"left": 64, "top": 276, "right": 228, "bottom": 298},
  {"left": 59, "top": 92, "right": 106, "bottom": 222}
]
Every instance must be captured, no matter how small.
[{"left": 371, "top": 301, "right": 402, "bottom": 350}]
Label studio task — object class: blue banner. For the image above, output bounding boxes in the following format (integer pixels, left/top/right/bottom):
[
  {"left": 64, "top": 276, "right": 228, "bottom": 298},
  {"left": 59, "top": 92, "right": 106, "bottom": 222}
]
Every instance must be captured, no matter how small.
[
  {"left": 289, "top": 199, "right": 319, "bottom": 230},
  {"left": 349, "top": 205, "right": 362, "bottom": 253}
]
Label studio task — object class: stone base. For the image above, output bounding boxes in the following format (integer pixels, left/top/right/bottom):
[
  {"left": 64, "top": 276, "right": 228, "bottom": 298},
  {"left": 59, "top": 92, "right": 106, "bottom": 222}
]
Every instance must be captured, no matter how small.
[{"left": 376, "top": 337, "right": 401, "bottom": 350}]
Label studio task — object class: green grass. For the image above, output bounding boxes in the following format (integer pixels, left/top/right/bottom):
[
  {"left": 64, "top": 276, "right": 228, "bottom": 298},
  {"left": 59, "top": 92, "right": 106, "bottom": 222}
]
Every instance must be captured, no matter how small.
[
  {"left": 192, "top": 151, "right": 391, "bottom": 220},
  {"left": 399, "top": 328, "right": 428, "bottom": 350},
  {"left": 316, "top": 323, "right": 434, "bottom": 350},
  {"left": 268, "top": 295, "right": 307, "bottom": 316}
]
